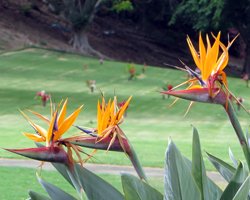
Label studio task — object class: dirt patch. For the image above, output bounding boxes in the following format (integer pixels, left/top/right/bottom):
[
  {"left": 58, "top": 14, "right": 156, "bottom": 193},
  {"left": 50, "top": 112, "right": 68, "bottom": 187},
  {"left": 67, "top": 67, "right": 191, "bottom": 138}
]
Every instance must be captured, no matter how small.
[
  {"left": 0, "top": 0, "right": 189, "bottom": 68},
  {"left": 0, "top": 0, "right": 243, "bottom": 78}
]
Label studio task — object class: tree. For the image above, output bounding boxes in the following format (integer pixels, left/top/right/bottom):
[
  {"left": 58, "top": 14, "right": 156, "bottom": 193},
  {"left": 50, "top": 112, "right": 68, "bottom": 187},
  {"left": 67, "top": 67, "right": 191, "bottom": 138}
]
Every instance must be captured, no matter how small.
[
  {"left": 47, "top": 0, "right": 102, "bottom": 55},
  {"left": 221, "top": 0, "right": 250, "bottom": 76},
  {"left": 132, "top": 0, "right": 173, "bottom": 30},
  {"left": 169, "top": 0, "right": 250, "bottom": 77},
  {"left": 169, "top": 0, "right": 224, "bottom": 32}
]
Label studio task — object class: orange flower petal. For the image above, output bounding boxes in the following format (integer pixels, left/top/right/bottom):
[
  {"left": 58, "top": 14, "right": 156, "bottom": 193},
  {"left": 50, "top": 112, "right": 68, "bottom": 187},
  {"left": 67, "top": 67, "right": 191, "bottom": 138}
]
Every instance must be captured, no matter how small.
[
  {"left": 23, "top": 132, "right": 45, "bottom": 142},
  {"left": 187, "top": 36, "right": 201, "bottom": 70},
  {"left": 55, "top": 105, "right": 83, "bottom": 140},
  {"left": 58, "top": 99, "right": 68, "bottom": 127}
]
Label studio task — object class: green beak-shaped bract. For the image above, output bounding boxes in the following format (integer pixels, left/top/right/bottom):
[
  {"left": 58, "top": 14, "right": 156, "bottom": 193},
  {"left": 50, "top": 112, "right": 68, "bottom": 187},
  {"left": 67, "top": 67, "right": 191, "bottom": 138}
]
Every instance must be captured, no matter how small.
[
  {"left": 5, "top": 146, "right": 69, "bottom": 164},
  {"left": 68, "top": 136, "right": 147, "bottom": 181},
  {"left": 162, "top": 88, "right": 227, "bottom": 105}
]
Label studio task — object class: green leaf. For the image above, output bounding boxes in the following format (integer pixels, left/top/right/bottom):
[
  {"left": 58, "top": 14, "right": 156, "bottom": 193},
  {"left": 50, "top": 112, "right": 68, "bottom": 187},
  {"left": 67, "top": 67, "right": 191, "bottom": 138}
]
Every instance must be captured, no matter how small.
[
  {"left": 183, "top": 157, "right": 222, "bottom": 199},
  {"left": 74, "top": 164, "right": 124, "bottom": 200},
  {"left": 164, "top": 139, "right": 201, "bottom": 200},
  {"left": 232, "top": 175, "right": 250, "bottom": 200},
  {"left": 229, "top": 147, "right": 238, "bottom": 168},
  {"left": 52, "top": 163, "right": 84, "bottom": 198},
  {"left": 206, "top": 178, "right": 222, "bottom": 200},
  {"left": 52, "top": 163, "right": 74, "bottom": 187},
  {"left": 37, "top": 175, "right": 77, "bottom": 200},
  {"left": 220, "top": 162, "right": 248, "bottom": 200},
  {"left": 206, "top": 152, "right": 236, "bottom": 182},
  {"left": 192, "top": 127, "right": 220, "bottom": 200},
  {"left": 29, "top": 190, "right": 51, "bottom": 200},
  {"left": 126, "top": 140, "right": 147, "bottom": 181},
  {"left": 121, "top": 173, "right": 163, "bottom": 200}
]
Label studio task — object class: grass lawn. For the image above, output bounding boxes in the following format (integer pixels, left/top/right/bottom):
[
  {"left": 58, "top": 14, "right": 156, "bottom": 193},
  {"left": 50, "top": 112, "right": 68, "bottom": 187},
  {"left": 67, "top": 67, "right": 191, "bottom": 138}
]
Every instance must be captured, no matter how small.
[
  {"left": 0, "top": 166, "right": 163, "bottom": 200},
  {"left": 0, "top": 48, "right": 249, "bottom": 171}
]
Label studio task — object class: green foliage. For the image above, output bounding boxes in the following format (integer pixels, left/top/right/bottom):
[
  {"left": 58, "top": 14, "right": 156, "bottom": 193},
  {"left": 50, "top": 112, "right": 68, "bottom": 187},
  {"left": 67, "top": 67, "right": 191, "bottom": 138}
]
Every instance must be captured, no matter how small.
[
  {"left": 46, "top": 0, "right": 100, "bottom": 31},
  {"left": 29, "top": 191, "right": 51, "bottom": 200},
  {"left": 37, "top": 176, "right": 77, "bottom": 200},
  {"left": 63, "top": 0, "right": 101, "bottom": 30},
  {"left": 169, "top": 0, "right": 224, "bottom": 31},
  {"left": 121, "top": 174, "right": 163, "bottom": 200},
  {"left": 232, "top": 176, "right": 250, "bottom": 200},
  {"left": 220, "top": 162, "right": 248, "bottom": 200},
  {"left": 165, "top": 139, "right": 201, "bottom": 200},
  {"left": 165, "top": 130, "right": 250, "bottom": 200},
  {"left": 191, "top": 127, "right": 221, "bottom": 200},
  {"left": 112, "top": 0, "right": 133, "bottom": 13}
]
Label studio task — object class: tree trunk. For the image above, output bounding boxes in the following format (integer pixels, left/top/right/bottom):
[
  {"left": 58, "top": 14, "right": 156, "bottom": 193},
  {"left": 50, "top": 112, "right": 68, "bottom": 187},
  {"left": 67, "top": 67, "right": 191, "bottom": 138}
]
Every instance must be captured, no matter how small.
[{"left": 70, "top": 29, "right": 104, "bottom": 58}]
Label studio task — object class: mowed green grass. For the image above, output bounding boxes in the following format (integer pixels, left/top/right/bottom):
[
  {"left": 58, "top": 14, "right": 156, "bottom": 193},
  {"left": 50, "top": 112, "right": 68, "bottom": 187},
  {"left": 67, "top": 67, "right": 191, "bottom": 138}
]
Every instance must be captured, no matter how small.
[
  {"left": 0, "top": 48, "right": 249, "bottom": 170},
  {"left": 0, "top": 166, "right": 164, "bottom": 200}
]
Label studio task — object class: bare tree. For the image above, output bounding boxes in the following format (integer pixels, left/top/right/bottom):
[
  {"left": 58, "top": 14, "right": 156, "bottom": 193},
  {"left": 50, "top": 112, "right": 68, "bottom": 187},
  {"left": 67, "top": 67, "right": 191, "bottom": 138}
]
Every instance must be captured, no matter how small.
[{"left": 48, "top": 0, "right": 102, "bottom": 56}]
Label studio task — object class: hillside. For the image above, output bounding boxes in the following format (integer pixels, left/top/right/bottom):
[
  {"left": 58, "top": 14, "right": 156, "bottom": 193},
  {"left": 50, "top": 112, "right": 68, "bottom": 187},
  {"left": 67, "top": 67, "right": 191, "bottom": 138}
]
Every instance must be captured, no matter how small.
[
  {"left": 0, "top": 0, "right": 192, "bottom": 67},
  {"left": 0, "top": 0, "right": 244, "bottom": 75}
]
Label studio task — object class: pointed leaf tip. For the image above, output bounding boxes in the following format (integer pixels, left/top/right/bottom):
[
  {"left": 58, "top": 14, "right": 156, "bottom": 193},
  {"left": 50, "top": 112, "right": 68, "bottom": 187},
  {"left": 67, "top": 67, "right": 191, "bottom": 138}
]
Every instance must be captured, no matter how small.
[{"left": 4, "top": 146, "right": 69, "bottom": 164}]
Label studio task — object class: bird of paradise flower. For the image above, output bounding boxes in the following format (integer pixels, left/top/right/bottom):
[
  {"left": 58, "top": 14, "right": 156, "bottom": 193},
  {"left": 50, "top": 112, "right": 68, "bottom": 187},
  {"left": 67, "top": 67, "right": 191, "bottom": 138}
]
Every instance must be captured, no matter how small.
[
  {"left": 163, "top": 32, "right": 241, "bottom": 109},
  {"left": 163, "top": 32, "right": 250, "bottom": 169},
  {"left": 67, "top": 95, "right": 147, "bottom": 180},
  {"left": 5, "top": 99, "right": 84, "bottom": 167}
]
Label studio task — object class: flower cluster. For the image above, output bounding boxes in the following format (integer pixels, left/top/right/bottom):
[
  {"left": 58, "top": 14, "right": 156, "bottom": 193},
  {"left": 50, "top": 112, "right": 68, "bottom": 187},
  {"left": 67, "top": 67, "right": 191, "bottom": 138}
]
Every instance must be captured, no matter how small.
[
  {"left": 5, "top": 95, "right": 146, "bottom": 179},
  {"left": 163, "top": 32, "right": 238, "bottom": 106}
]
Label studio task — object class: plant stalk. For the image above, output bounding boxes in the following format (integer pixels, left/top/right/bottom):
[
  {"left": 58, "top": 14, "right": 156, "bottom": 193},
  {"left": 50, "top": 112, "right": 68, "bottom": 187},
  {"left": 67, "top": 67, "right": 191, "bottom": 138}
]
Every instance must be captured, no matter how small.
[{"left": 224, "top": 101, "right": 250, "bottom": 169}]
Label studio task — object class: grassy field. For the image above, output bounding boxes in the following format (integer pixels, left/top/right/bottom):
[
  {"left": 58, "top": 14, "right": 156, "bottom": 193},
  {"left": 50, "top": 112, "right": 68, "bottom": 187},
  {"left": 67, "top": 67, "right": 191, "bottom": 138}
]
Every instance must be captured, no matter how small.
[
  {"left": 0, "top": 166, "right": 163, "bottom": 200},
  {"left": 0, "top": 48, "right": 249, "bottom": 171}
]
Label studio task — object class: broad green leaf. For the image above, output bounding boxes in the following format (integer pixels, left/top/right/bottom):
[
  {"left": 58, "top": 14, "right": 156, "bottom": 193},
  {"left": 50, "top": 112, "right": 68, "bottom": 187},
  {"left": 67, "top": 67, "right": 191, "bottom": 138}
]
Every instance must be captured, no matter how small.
[
  {"left": 207, "top": 152, "right": 236, "bottom": 182},
  {"left": 52, "top": 163, "right": 84, "bottom": 198},
  {"left": 206, "top": 177, "right": 222, "bottom": 200},
  {"left": 164, "top": 139, "right": 201, "bottom": 200},
  {"left": 29, "top": 190, "right": 51, "bottom": 200},
  {"left": 229, "top": 147, "right": 238, "bottom": 168},
  {"left": 184, "top": 157, "right": 222, "bottom": 199},
  {"left": 121, "top": 173, "right": 163, "bottom": 200},
  {"left": 127, "top": 140, "right": 147, "bottom": 181},
  {"left": 232, "top": 175, "right": 250, "bottom": 200},
  {"left": 74, "top": 164, "right": 124, "bottom": 200},
  {"left": 37, "top": 175, "right": 77, "bottom": 200},
  {"left": 52, "top": 163, "right": 74, "bottom": 187},
  {"left": 220, "top": 162, "right": 247, "bottom": 200},
  {"left": 192, "top": 127, "right": 219, "bottom": 200}
]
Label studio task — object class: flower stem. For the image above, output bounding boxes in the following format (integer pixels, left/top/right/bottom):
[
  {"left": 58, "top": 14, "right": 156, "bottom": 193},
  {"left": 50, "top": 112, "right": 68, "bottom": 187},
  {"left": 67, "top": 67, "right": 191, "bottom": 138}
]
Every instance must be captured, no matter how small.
[{"left": 224, "top": 101, "right": 250, "bottom": 169}]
